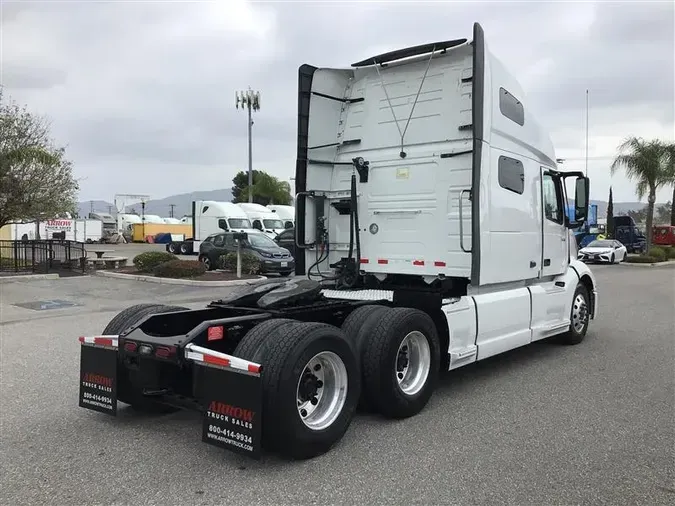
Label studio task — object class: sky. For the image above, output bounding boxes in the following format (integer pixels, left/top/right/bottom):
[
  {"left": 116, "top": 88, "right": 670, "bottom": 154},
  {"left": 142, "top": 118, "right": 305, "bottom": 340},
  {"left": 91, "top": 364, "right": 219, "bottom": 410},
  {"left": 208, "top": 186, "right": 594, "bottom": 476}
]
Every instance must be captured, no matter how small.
[{"left": 1, "top": 0, "right": 674, "bottom": 203}]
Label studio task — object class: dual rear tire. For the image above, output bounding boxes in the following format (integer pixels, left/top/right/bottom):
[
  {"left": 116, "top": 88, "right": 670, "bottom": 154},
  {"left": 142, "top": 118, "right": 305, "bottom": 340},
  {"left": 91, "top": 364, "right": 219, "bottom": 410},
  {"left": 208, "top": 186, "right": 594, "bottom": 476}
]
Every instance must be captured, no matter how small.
[{"left": 340, "top": 305, "right": 441, "bottom": 419}]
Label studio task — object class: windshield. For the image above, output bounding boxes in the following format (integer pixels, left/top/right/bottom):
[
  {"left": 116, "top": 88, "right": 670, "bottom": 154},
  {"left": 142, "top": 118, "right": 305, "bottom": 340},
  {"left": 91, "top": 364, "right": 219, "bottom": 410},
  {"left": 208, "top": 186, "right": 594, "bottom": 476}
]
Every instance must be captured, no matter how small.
[
  {"left": 263, "top": 219, "right": 284, "bottom": 229},
  {"left": 587, "top": 240, "right": 613, "bottom": 248},
  {"left": 228, "top": 218, "right": 251, "bottom": 229},
  {"left": 247, "top": 234, "right": 277, "bottom": 248}
]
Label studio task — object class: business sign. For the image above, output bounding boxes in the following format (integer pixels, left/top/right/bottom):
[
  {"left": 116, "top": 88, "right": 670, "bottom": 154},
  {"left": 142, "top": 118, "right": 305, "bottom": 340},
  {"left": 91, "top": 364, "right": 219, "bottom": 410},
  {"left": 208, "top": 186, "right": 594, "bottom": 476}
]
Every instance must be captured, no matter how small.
[{"left": 45, "top": 219, "right": 74, "bottom": 232}]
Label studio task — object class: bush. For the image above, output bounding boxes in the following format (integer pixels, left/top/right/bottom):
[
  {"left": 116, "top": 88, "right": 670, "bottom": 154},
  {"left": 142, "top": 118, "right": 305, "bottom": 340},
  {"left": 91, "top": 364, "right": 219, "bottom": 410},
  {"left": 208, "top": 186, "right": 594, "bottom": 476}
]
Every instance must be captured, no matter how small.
[
  {"left": 625, "top": 255, "right": 658, "bottom": 264},
  {"left": 153, "top": 259, "right": 206, "bottom": 278},
  {"left": 664, "top": 246, "right": 675, "bottom": 259},
  {"left": 133, "top": 251, "right": 177, "bottom": 272},
  {"left": 219, "top": 252, "right": 261, "bottom": 275},
  {"left": 648, "top": 247, "right": 666, "bottom": 262}
]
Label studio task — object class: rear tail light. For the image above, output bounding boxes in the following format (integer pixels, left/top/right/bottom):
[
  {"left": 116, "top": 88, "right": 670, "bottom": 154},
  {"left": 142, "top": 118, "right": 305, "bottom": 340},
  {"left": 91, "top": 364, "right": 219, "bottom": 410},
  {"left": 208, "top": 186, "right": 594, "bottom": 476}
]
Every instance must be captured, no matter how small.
[
  {"left": 123, "top": 341, "right": 138, "bottom": 353},
  {"left": 155, "top": 346, "right": 176, "bottom": 359}
]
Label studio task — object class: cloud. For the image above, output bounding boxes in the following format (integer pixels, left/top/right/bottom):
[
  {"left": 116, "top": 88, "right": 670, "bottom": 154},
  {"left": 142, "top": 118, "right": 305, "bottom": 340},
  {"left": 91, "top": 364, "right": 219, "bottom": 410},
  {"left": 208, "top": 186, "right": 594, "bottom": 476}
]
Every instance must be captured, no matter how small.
[{"left": 1, "top": 0, "right": 673, "bottom": 204}]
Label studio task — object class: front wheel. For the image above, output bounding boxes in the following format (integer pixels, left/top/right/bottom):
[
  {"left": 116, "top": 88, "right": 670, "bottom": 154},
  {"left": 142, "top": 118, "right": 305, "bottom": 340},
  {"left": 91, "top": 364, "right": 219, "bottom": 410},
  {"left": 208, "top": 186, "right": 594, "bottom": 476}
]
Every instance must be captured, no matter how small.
[
  {"left": 199, "top": 255, "right": 212, "bottom": 271},
  {"left": 557, "top": 284, "right": 590, "bottom": 345},
  {"left": 610, "top": 253, "right": 615, "bottom": 264}
]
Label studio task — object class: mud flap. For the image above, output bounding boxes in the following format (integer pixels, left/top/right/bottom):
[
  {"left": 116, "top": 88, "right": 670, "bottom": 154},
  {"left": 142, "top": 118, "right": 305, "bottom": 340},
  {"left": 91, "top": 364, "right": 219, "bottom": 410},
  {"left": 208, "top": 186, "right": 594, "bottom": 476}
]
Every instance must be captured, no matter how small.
[
  {"left": 198, "top": 362, "right": 263, "bottom": 460},
  {"left": 78, "top": 339, "right": 118, "bottom": 416}
]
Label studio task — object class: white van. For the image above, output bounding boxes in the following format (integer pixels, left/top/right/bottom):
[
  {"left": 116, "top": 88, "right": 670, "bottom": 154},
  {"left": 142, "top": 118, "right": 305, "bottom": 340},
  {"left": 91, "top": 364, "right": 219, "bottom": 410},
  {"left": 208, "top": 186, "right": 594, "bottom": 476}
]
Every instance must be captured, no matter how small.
[
  {"left": 237, "top": 203, "right": 286, "bottom": 238},
  {"left": 266, "top": 205, "right": 295, "bottom": 229}
]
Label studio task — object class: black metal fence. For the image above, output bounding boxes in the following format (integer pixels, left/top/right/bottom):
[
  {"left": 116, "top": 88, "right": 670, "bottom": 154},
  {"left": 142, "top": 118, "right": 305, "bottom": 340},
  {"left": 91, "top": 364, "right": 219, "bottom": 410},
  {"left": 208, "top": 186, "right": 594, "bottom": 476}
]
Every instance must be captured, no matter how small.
[{"left": 0, "top": 240, "right": 87, "bottom": 274}]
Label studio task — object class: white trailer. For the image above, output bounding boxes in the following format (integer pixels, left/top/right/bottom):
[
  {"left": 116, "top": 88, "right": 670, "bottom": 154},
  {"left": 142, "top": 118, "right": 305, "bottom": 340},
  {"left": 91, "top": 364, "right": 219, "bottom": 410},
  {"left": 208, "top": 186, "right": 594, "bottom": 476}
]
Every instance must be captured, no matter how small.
[{"left": 77, "top": 23, "right": 598, "bottom": 462}]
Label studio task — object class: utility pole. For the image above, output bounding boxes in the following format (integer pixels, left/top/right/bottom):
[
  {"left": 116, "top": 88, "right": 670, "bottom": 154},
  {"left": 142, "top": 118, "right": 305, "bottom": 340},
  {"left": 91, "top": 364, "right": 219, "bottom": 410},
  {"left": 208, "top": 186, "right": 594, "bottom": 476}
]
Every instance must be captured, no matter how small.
[
  {"left": 169, "top": 204, "right": 175, "bottom": 218},
  {"left": 235, "top": 87, "right": 261, "bottom": 203},
  {"left": 89, "top": 200, "right": 94, "bottom": 214}
]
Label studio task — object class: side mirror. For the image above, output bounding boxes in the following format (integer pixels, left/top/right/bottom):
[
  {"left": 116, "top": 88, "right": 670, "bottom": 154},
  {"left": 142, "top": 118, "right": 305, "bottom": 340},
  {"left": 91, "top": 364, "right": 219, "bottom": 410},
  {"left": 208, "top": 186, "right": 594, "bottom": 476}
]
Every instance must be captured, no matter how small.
[
  {"left": 218, "top": 219, "right": 228, "bottom": 231},
  {"left": 253, "top": 222, "right": 263, "bottom": 231},
  {"left": 574, "top": 177, "right": 589, "bottom": 222}
]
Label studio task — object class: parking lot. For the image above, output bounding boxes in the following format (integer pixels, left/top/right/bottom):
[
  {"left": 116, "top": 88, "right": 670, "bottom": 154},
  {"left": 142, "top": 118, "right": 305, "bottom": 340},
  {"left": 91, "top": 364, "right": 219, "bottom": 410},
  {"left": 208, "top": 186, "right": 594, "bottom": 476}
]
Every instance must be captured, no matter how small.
[{"left": 1, "top": 264, "right": 673, "bottom": 505}]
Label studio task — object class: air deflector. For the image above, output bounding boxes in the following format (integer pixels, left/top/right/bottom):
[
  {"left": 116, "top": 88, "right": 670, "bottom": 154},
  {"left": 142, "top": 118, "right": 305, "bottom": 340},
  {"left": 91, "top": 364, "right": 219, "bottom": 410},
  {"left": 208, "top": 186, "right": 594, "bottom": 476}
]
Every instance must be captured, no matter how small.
[{"left": 351, "top": 38, "right": 467, "bottom": 67}]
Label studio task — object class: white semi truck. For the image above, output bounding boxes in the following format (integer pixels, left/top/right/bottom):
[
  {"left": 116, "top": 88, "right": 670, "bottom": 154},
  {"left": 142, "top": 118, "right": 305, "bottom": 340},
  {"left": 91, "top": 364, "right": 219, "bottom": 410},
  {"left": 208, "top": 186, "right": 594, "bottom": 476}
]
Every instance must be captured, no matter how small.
[
  {"left": 78, "top": 23, "right": 598, "bottom": 462},
  {"left": 165, "top": 200, "right": 257, "bottom": 254}
]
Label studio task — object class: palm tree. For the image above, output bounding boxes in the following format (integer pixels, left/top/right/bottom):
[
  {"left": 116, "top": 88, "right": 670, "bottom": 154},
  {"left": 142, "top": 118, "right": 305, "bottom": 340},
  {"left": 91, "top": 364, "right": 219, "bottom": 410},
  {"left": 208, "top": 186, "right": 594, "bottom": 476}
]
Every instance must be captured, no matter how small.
[
  {"left": 664, "top": 142, "right": 675, "bottom": 226},
  {"left": 242, "top": 172, "right": 292, "bottom": 205},
  {"left": 610, "top": 137, "right": 671, "bottom": 253}
]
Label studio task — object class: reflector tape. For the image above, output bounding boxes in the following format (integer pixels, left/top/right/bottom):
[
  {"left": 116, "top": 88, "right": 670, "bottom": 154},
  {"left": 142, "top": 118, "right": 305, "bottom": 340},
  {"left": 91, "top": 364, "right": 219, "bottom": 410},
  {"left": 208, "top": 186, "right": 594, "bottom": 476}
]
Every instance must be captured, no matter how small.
[
  {"left": 78, "top": 335, "right": 119, "bottom": 348},
  {"left": 185, "top": 344, "right": 261, "bottom": 376},
  {"left": 357, "top": 259, "right": 448, "bottom": 268}
]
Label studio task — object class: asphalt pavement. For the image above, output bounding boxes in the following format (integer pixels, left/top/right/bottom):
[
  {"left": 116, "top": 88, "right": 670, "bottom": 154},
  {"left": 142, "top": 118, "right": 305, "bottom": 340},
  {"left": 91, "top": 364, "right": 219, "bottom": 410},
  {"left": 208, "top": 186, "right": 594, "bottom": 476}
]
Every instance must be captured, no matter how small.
[{"left": 1, "top": 264, "right": 673, "bottom": 505}]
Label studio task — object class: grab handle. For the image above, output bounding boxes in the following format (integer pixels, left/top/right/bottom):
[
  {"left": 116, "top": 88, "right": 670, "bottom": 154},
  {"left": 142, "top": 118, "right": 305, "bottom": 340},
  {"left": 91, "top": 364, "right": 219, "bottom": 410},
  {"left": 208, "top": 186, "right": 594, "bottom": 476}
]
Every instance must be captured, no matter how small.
[{"left": 458, "top": 189, "right": 472, "bottom": 253}]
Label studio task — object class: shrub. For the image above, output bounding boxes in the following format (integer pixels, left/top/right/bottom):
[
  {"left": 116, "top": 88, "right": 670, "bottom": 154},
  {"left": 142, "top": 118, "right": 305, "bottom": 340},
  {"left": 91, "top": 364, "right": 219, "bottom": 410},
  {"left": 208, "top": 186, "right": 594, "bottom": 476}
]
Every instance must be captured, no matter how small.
[
  {"left": 664, "top": 246, "right": 675, "bottom": 259},
  {"left": 153, "top": 259, "right": 206, "bottom": 278},
  {"left": 625, "top": 255, "right": 658, "bottom": 264},
  {"left": 648, "top": 247, "right": 666, "bottom": 262},
  {"left": 133, "top": 251, "right": 177, "bottom": 272},
  {"left": 219, "top": 252, "right": 261, "bottom": 275}
]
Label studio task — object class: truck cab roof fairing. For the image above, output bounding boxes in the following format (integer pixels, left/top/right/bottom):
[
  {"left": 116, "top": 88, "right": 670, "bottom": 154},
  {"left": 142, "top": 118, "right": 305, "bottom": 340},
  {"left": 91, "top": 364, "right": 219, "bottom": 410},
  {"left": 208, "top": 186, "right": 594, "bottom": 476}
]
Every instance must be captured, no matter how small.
[{"left": 350, "top": 38, "right": 468, "bottom": 68}]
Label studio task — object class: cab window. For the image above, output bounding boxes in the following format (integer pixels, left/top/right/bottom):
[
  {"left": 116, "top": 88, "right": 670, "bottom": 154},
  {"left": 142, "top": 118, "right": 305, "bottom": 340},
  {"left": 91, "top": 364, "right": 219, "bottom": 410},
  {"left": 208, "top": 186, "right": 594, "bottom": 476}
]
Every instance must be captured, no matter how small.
[
  {"left": 213, "top": 234, "right": 225, "bottom": 247},
  {"left": 543, "top": 173, "right": 563, "bottom": 224}
]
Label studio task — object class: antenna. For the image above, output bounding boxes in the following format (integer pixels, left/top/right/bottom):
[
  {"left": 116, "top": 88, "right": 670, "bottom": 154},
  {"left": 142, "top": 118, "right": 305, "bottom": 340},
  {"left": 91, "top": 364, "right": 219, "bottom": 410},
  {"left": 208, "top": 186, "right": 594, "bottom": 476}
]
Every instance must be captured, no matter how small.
[{"left": 585, "top": 89, "right": 589, "bottom": 177}]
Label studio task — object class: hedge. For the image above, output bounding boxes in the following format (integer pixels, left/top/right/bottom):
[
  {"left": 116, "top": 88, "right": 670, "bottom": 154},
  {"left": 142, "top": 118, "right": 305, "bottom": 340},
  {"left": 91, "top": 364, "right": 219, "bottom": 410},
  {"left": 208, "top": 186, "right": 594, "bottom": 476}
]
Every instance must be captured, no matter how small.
[
  {"left": 133, "top": 251, "right": 177, "bottom": 272},
  {"left": 153, "top": 259, "right": 206, "bottom": 278},
  {"left": 219, "top": 252, "right": 261, "bottom": 275},
  {"left": 625, "top": 255, "right": 659, "bottom": 264},
  {"left": 647, "top": 247, "right": 666, "bottom": 262},
  {"left": 663, "top": 246, "right": 675, "bottom": 259}
]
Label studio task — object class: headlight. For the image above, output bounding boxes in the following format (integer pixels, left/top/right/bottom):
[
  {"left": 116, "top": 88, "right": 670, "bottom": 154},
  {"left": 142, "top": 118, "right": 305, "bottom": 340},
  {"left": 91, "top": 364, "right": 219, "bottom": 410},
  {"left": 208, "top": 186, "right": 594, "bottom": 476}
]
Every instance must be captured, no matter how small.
[{"left": 261, "top": 251, "right": 272, "bottom": 258}]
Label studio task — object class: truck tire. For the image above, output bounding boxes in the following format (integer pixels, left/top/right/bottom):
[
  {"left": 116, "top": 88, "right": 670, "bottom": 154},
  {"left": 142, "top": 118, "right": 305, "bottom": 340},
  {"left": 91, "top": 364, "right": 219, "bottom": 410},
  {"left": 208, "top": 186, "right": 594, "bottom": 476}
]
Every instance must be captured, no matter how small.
[
  {"left": 557, "top": 283, "right": 590, "bottom": 345},
  {"left": 102, "top": 303, "right": 166, "bottom": 335},
  {"left": 167, "top": 242, "right": 178, "bottom": 254},
  {"left": 340, "top": 304, "right": 391, "bottom": 411},
  {"left": 102, "top": 304, "right": 189, "bottom": 413},
  {"left": 260, "top": 321, "right": 360, "bottom": 460},
  {"left": 361, "top": 307, "right": 441, "bottom": 419},
  {"left": 233, "top": 318, "right": 297, "bottom": 363},
  {"left": 179, "top": 242, "right": 191, "bottom": 255}
]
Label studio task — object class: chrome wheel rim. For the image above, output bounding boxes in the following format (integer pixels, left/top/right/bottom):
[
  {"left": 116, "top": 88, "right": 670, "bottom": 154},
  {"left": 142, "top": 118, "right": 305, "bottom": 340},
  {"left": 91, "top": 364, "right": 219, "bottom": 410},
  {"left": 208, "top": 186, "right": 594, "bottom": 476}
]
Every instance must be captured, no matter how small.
[
  {"left": 572, "top": 293, "right": 588, "bottom": 333},
  {"left": 395, "top": 331, "right": 431, "bottom": 396},
  {"left": 296, "top": 351, "right": 348, "bottom": 431},
  {"left": 202, "top": 257, "right": 210, "bottom": 269}
]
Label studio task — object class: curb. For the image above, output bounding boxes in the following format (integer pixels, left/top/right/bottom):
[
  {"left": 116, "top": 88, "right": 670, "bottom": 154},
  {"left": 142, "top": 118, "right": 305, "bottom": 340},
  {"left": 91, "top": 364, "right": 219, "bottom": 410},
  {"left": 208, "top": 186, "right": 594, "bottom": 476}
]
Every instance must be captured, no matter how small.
[
  {"left": 0, "top": 273, "right": 60, "bottom": 282},
  {"left": 618, "top": 259, "right": 675, "bottom": 268},
  {"left": 95, "top": 270, "right": 268, "bottom": 286}
]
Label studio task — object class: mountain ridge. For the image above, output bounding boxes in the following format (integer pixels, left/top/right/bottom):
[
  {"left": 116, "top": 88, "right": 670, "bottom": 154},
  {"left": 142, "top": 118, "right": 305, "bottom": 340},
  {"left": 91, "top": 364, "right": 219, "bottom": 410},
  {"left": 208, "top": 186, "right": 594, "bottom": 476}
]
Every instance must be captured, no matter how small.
[{"left": 79, "top": 189, "right": 663, "bottom": 220}]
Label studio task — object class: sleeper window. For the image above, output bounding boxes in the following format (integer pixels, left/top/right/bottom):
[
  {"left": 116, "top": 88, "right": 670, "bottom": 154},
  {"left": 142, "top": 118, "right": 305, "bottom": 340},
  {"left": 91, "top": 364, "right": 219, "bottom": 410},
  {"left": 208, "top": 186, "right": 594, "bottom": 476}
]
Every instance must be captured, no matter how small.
[{"left": 498, "top": 156, "right": 524, "bottom": 194}]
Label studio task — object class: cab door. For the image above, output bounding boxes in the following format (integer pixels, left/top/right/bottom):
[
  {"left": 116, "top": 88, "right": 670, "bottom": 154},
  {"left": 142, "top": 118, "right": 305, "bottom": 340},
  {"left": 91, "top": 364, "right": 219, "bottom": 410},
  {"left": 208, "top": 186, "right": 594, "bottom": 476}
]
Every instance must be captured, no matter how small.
[{"left": 540, "top": 168, "right": 568, "bottom": 277}]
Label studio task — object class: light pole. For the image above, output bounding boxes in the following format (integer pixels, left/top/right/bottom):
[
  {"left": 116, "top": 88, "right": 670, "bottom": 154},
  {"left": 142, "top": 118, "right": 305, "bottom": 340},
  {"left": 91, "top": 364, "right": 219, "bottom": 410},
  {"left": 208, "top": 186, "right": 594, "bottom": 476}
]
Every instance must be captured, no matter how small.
[{"left": 235, "top": 87, "right": 261, "bottom": 203}]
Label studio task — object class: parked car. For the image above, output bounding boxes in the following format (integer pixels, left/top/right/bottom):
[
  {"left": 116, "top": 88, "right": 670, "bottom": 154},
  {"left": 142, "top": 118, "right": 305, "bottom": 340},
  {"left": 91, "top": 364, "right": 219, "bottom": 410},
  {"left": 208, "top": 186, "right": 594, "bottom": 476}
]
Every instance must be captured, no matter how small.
[
  {"left": 198, "top": 231, "right": 295, "bottom": 275},
  {"left": 578, "top": 239, "right": 627, "bottom": 264},
  {"left": 273, "top": 227, "right": 295, "bottom": 250}
]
